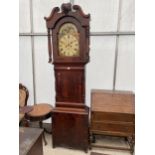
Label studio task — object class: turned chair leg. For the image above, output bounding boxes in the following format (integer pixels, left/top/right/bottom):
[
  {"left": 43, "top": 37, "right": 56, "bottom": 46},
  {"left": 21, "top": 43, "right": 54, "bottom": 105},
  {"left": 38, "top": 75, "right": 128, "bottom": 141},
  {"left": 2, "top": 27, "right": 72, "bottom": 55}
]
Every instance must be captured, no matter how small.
[{"left": 39, "top": 121, "right": 47, "bottom": 145}]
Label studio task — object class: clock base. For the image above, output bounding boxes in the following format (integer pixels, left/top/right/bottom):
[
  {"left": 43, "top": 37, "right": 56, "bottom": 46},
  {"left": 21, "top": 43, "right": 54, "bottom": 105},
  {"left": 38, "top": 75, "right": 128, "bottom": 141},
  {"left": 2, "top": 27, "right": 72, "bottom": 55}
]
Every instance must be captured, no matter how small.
[{"left": 52, "top": 107, "right": 89, "bottom": 152}]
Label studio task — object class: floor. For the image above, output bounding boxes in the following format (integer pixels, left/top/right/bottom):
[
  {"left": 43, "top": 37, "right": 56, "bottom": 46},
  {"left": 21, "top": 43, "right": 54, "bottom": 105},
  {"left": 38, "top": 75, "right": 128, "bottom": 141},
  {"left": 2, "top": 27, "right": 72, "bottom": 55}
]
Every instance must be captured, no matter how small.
[
  {"left": 28, "top": 123, "right": 134, "bottom": 155},
  {"left": 43, "top": 132, "right": 134, "bottom": 155}
]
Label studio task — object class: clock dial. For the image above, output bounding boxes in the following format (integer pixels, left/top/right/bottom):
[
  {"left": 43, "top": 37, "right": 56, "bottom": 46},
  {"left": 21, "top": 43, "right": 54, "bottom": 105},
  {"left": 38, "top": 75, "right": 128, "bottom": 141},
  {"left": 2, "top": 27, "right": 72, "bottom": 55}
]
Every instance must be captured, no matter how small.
[{"left": 58, "top": 23, "right": 80, "bottom": 57}]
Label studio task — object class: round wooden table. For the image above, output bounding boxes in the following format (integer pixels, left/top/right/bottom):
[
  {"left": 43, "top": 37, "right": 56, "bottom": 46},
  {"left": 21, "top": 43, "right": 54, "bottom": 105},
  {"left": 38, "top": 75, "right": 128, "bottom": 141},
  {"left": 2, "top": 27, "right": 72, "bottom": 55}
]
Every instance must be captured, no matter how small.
[{"left": 25, "top": 103, "right": 53, "bottom": 145}]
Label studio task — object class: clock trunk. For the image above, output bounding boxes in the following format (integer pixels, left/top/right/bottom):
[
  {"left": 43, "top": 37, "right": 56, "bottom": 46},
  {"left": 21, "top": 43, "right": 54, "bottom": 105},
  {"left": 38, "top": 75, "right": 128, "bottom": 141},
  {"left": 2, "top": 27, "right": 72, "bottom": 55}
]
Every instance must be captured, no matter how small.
[{"left": 55, "top": 65, "right": 85, "bottom": 104}]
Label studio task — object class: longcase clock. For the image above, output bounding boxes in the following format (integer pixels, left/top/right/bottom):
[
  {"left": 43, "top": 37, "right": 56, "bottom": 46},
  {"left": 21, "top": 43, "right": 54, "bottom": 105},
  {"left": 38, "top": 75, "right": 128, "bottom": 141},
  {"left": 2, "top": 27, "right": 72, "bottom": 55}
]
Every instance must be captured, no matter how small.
[{"left": 44, "top": 3, "right": 90, "bottom": 152}]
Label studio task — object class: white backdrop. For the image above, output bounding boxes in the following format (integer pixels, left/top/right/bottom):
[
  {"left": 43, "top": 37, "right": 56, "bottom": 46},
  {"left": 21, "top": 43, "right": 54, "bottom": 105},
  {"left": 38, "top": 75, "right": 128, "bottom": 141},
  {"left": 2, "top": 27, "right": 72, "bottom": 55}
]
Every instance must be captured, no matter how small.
[{"left": 19, "top": 0, "right": 135, "bottom": 108}]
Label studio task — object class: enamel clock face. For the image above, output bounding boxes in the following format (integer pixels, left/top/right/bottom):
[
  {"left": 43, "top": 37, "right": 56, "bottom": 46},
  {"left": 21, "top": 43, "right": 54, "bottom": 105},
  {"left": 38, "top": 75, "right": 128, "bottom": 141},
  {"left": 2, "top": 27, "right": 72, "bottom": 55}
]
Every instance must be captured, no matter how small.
[{"left": 58, "top": 23, "right": 80, "bottom": 57}]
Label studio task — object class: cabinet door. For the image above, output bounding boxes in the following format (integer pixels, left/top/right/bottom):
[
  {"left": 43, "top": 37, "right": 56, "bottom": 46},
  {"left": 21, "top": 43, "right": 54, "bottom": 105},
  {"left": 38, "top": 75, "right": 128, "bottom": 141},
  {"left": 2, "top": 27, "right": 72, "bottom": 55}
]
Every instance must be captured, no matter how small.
[{"left": 55, "top": 69, "right": 85, "bottom": 103}]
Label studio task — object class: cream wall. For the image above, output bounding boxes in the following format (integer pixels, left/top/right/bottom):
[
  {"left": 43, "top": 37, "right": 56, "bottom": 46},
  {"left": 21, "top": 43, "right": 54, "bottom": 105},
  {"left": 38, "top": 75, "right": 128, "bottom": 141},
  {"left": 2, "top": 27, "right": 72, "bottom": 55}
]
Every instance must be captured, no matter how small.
[{"left": 19, "top": 0, "right": 135, "bottom": 107}]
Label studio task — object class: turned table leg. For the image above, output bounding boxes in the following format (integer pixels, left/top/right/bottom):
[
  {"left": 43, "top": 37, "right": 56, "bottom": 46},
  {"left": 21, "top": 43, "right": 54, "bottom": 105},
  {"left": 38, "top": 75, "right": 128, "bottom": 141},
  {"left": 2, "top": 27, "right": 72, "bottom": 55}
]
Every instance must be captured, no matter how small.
[{"left": 39, "top": 121, "right": 47, "bottom": 145}]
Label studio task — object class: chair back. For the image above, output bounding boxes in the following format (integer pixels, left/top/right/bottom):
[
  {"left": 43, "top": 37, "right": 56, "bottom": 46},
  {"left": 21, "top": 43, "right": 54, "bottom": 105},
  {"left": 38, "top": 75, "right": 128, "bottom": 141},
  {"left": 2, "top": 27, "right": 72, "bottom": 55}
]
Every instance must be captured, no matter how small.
[{"left": 19, "top": 83, "right": 29, "bottom": 107}]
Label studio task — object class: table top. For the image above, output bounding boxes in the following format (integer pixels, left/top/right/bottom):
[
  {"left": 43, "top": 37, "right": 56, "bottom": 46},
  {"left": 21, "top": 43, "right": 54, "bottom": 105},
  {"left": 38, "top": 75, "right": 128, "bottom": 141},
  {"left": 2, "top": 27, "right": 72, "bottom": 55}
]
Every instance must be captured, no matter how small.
[
  {"left": 27, "top": 103, "right": 53, "bottom": 117},
  {"left": 91, "top": 89, "right": 135, "bottom": 114},
  {"left": 19, "top": 127, "right": 43, "bottom": 155}
]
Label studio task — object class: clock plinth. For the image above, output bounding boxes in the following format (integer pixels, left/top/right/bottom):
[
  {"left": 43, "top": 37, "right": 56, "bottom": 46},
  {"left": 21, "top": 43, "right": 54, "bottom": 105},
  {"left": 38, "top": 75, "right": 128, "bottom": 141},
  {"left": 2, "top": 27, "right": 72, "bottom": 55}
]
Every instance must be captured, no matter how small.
[
  {"left": 45, "top": 3, "right": 90, "bottom": 152},
  {"left": 52, "top": 107, "right": 89, "bottom": 152}
]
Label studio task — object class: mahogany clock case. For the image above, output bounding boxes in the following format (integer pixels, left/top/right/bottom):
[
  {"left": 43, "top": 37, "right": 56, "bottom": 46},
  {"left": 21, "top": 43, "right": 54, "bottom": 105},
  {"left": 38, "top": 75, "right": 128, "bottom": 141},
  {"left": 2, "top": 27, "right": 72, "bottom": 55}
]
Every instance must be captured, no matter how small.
[{"left": 45, "top": 3, "right": 90, "bottom": 152}]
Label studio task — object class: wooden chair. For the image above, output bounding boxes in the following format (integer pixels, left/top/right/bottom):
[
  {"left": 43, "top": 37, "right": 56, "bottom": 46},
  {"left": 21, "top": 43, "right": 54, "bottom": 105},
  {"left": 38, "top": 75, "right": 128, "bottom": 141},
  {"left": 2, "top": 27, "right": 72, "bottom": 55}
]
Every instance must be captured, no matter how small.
[
  {"left": 19, "top": 83, "right": 29, "bottom": 124},
  {"left": 19, "top": 83, "right": 53, "bottom": 145}
]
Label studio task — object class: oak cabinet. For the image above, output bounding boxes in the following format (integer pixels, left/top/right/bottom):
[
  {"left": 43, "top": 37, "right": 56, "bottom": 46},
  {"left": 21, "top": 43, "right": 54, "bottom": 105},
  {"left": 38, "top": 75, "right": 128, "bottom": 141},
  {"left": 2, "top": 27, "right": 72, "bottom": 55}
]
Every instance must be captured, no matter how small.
[{"left": 90, "top": 90, "right": 135, "bottom": 153}]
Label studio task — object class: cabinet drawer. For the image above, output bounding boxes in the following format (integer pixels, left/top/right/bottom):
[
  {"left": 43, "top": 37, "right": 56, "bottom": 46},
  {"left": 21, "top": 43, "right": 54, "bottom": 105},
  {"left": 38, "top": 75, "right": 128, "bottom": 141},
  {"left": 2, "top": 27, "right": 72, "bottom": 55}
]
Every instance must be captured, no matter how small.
[
  {"left": 91, "top": 111, "right": 134, "bottom": 122},
  {"left": 91, "top": 121, "right": 135, "bottom": 134}
]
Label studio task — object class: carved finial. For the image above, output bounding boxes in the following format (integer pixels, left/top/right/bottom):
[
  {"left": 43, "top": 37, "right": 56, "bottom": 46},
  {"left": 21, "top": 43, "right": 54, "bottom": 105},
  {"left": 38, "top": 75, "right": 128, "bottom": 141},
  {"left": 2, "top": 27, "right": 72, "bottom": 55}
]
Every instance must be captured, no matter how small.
[{"left": 61, "top": 3, "right": 72, "bottom": 14}]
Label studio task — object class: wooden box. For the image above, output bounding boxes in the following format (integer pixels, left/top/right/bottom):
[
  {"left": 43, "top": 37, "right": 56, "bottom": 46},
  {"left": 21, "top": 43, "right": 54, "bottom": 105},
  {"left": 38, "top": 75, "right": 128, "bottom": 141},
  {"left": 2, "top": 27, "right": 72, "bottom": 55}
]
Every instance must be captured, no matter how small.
[{"left": 19, "top": 127, "right": 43, "bottom": 155}]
